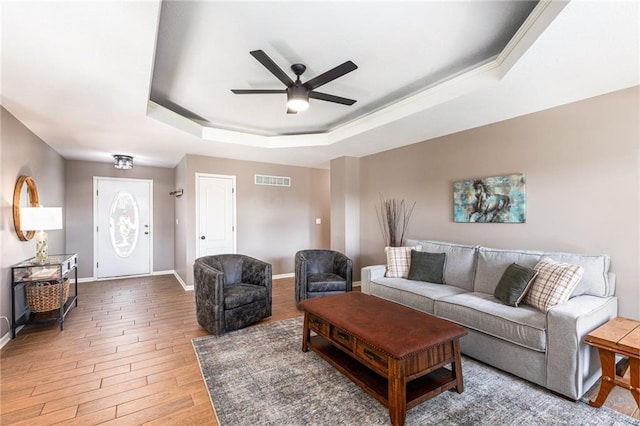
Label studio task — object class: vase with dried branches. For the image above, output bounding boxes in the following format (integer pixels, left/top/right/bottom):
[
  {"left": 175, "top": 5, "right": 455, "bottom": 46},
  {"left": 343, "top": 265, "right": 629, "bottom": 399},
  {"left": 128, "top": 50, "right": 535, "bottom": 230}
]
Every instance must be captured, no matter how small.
[{"left": 376, "top": 195, "right": 416, "bottom": 247}]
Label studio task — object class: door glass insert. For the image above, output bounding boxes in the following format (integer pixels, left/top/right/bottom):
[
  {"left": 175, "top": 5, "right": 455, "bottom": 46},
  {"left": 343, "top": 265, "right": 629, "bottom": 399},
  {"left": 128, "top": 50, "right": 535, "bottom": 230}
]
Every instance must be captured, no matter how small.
[{"left": 109, "top": 191, "right": 140, "bottom": 258}]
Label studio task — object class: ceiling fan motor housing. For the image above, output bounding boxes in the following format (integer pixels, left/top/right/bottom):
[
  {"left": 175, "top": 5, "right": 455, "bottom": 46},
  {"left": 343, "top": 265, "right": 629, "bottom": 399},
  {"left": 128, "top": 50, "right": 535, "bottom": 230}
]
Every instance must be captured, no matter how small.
[
  {"left": 291, "top": 63, "right": 306, "bottom": 78},
  {"left": 287, "top": 85, "right": 309, "bottom": 101}
]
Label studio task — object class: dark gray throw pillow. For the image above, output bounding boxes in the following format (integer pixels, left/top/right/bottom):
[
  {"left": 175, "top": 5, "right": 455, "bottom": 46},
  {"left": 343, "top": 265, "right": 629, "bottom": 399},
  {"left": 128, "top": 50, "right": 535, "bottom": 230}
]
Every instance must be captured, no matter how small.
[
  {"left": 407, "top": 250, "right": 446, "bottom": 284},
  {"left": 494, "top": 263, "right": 538, "bottom": 307}
]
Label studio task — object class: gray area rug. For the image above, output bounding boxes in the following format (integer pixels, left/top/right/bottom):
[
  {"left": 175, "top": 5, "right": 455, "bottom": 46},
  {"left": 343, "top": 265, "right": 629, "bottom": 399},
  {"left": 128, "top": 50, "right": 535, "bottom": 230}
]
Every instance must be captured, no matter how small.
[{"left": 192, "top": 317, "right": 639, "bottom": 426}]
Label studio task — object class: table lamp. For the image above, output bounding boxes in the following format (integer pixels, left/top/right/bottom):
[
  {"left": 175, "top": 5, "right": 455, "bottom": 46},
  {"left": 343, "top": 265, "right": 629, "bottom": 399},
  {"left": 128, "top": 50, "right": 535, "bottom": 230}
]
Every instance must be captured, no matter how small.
[{"left": 20, "top": 206, "right": 63, "bottom": 263}]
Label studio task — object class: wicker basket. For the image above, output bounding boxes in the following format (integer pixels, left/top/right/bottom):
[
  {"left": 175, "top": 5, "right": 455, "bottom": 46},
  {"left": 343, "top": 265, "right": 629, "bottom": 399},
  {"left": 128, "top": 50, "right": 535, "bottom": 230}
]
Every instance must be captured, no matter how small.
[{"left": 25, "top": 279, "right": 70, "bottom": 313}]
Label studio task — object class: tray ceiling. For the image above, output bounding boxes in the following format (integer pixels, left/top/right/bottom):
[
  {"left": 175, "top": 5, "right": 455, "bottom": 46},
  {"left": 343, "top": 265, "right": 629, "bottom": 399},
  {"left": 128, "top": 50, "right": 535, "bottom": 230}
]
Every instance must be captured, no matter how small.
[{"left": 150, "top": 1, "right": 537, "bottom": 136}]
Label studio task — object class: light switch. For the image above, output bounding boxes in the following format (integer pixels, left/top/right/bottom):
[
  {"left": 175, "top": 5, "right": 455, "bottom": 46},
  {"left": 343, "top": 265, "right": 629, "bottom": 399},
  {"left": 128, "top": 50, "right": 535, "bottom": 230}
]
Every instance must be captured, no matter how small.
[{"left": 315, "top": 218, "right": 322, "bottom": 225}]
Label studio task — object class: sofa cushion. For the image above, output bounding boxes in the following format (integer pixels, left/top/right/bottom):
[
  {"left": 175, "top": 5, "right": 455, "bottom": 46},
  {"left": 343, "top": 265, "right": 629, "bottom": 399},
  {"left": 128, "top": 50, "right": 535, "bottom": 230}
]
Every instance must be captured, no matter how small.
[
  {"left": 524, "top": 258, "right": 584, "bottom": 312},
  {"left": 385, "top": 246, "right": 419, "bottom": 278},
  {"left": 369, "top": 276, "right": 468, "bottom": 314},
  {"left": 494, "top": 263, "right": 538, "bottom": 307},
  {"left": 474, "top": 247, "right": 543, "bottom": 295},
  {"left": 435, "top": 292, "right": 547, "bottom": 352},
  {"left": 405, "top": 240, "right": 477, "bottom": 291},
  {"left": 407, "top": 250, "right": 445, "bottom": 283},
  {"left": 543, "top": 251, "right": 611, "bottom": 297}
]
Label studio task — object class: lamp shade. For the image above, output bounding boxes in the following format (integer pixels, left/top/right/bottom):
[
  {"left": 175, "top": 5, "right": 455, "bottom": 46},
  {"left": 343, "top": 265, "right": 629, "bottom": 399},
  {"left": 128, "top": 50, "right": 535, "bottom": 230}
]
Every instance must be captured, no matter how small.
[{"left": 20, "top": 207, "right": 63, "bottom": 231}]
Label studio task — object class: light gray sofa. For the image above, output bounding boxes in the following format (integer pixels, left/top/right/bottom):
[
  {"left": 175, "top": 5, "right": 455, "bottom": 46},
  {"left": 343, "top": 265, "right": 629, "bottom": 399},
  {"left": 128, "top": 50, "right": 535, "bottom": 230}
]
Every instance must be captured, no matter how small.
[{"left": 361, "top": 239, "right": 618, "bottom": 400}]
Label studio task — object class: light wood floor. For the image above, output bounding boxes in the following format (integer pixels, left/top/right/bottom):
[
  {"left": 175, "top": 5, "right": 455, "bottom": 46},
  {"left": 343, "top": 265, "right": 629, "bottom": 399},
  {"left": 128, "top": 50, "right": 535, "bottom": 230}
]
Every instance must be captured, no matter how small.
[
  {"left": 1, "top": 275, "right": 637, "bottom": 424},
  {"left": 1, "top": 275, "right": 299, "bottom": 425}
]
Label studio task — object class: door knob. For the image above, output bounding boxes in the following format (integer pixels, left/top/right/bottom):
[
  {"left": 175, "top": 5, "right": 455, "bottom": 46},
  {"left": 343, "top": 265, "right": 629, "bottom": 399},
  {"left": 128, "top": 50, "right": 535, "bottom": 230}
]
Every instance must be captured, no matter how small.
[{"left": 201, "top": 236, "right": 205, "bottom": 240}]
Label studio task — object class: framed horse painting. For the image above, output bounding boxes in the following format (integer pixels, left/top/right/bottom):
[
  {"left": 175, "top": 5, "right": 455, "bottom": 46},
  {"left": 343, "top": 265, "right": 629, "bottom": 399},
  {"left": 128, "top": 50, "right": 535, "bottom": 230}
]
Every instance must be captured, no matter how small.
[{"left": 453, "top": 174, "right": 526, "bottom": 223}]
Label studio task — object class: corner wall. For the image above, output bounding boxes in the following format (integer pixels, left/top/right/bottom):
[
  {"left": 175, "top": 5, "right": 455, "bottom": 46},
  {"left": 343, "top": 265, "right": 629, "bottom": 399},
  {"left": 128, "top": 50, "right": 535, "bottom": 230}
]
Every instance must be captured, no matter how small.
[
  {"left": 1, "top": 107, "right": 65, "bottom": 338},
  {"left": 358, "top": 86, "right": 640, "bottom": 319},
  {"left": 331, "top": 156, "right": 361, "bottom": 275}
]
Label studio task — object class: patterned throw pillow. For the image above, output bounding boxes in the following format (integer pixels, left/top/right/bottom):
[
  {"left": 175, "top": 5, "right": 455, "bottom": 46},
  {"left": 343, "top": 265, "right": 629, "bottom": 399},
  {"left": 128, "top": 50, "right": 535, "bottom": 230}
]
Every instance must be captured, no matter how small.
[
  {"left": 523, "top": 258, "right": 584, "bottom": 312},
  {"left": 385, "top": 246, "right": 420, "bottom": 278}
]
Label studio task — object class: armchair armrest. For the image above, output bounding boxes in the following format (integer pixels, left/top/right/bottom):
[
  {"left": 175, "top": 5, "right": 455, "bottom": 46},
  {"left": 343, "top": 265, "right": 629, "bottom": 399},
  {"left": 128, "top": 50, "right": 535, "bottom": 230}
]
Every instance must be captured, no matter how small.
[
  {"left": 333, "top": 252, "right": 353, "bottom": 291},
  {"left": 546, "top": 295, "right": 618, "bottom": 399},
  {"left": 295, "top": 251, "right": 308, "bottom": 304},
  {"left": 361, "top": 265, "right": 386, "bottom": 294},
  {"left": 241, "top": 256, "right": 272, "bottom": 288},
  {"left": 194, "top": 260, "right": 226, "bottom": 335}
]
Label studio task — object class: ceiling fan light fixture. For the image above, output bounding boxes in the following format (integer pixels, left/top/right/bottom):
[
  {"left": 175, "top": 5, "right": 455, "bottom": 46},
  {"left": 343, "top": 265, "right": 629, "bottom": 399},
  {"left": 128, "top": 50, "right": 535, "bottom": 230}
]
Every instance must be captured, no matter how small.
[{"left": 286, "top": 86, "right": 310, "bottom": 112}]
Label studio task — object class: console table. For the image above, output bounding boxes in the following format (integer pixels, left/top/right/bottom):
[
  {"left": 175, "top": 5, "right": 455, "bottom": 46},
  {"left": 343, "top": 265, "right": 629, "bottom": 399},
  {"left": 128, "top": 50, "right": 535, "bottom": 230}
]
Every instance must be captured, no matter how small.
[{"left": 11, "top": 254, "right": 78, "bottom": 338}]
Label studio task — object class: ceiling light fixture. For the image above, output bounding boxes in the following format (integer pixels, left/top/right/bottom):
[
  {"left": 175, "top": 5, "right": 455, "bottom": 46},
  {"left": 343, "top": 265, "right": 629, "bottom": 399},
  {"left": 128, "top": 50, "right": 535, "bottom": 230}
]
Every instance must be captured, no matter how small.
[
  {"left": 286, "top": 85, "right": 309, "bottom": 112},
  {"left": 113, "top": 154, "right": 133, "bottom": 169}
]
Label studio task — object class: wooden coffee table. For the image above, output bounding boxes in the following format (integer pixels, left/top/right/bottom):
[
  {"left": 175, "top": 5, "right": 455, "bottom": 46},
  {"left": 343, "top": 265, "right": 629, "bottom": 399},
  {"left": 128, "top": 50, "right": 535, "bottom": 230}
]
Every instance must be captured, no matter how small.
[
  {"left": 300, "top": 292, "right": 468, "bottom": 426},
  {"left": 585, "top": 317, "right": 640, "bottom": 409}
]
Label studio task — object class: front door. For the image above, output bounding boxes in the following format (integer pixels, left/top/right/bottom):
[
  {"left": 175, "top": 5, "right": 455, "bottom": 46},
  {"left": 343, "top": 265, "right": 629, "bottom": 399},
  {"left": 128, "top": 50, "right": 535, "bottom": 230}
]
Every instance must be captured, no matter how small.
[
  {"left": 95, "top": 177, "right": 152, "bottom": 278},
  {"left": 196, "top": 173, "right": 236, "bottom": 257}
]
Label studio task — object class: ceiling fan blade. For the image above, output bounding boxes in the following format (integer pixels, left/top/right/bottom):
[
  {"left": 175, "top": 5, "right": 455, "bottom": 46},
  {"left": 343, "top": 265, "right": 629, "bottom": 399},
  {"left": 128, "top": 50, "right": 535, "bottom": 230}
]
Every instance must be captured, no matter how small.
[
  {"left": 250, "top": 50, "right": 294, "bottom": 87},
  {"left": 303, "top": 61, "right": 357, "bottom": 91},
  {"left": 231, "top": 89, "right": 286, "bottom": 94},
  {"left": 310, "top": 91, "right": 357, "bottom": 105},
  {"left": 286, "top": 107, "right": 298, "bottom": 114}
]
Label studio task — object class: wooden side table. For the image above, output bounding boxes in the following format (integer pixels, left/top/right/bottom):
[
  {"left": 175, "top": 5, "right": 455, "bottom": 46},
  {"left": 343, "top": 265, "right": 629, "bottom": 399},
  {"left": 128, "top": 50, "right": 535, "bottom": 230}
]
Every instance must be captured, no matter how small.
[{"left": 584, "top": 317, "right": 639, "bottom": 409}]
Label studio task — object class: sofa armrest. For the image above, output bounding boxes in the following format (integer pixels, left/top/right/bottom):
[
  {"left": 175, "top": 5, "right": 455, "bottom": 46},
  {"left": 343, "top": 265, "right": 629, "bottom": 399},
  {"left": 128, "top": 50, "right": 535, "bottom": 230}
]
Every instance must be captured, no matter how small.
[
  {"left": 546, "top": 295, "right": 618, "bottom": 399},
  {"left": 361, "top": 265, "right": 386, "bottom": 294},
  {"left": 607, "top": 272, "right": 616, "bottom": 296}
]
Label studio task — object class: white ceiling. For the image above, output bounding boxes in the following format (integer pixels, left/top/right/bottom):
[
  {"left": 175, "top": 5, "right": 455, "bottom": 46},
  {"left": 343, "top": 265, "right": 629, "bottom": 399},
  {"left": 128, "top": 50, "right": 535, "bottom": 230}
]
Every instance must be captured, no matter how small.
[{"left": 1, "top": 1, "right": 638, "bottom": 170}]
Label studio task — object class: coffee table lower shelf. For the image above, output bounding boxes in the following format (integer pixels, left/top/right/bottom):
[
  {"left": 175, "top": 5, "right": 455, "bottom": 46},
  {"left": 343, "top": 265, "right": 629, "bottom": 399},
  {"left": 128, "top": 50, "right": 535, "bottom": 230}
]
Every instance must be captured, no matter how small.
[{"left": 308, "top": 335, "right": 457, "bottom": 411}]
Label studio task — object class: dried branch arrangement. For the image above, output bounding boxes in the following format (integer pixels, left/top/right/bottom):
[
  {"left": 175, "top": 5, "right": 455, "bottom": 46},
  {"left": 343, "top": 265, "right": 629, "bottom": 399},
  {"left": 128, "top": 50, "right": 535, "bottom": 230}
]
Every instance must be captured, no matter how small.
[{"left": 376, "top": 195, "right": 416, "bottom": 247}]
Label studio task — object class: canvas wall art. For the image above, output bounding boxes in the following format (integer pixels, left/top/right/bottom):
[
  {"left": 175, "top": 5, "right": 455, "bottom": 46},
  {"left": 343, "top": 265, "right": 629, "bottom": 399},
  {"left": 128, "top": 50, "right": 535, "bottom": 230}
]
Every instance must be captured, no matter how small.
[{"left": 453, "top": 174, "right": 526, "bottom": 223}]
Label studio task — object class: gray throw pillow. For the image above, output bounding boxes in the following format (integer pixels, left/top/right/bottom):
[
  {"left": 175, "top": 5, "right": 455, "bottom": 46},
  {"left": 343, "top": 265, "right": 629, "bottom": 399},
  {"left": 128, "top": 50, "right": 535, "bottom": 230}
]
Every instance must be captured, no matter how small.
[
  {"left": 494, "top": 263, "right": 538, "bottom": 307},
  {"left": 407, "top": 250, "right": 446, "bottom": 284}
]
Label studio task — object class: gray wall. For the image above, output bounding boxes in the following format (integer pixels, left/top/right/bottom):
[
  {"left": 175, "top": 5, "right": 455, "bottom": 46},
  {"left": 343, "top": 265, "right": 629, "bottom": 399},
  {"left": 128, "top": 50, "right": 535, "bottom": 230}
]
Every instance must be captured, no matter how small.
[
  {"left": 65, "top": 160, "right": 175, "bottom": 279},
  {"left": 1, "top": 107, "right": 66, "bottom": 337},
  {"left": 357, "top": 86, "right": 640, "bottom": 319},
  {"left": 175, "top": 154, "right": 330, "bottom": 286}
]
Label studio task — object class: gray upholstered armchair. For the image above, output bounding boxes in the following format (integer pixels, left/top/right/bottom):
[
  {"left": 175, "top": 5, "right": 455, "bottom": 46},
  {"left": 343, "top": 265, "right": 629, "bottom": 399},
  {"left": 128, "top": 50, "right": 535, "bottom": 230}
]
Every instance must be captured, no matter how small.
[
  {"left": 295, "top": 249, "right": 353, "bottom": 305},
  {"left": 194, "top": 254, "right": 272, "bottom": 336}
]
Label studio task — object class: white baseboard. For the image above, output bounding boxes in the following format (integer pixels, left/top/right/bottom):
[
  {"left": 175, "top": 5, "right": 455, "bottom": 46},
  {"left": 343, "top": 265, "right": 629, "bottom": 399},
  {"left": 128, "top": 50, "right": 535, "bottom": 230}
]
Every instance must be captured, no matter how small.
[
  {"left": 0, "top": 330, "right": 12, "bottom": 349},
  {"left": 152, "top": 270, "right": 174, "bottom": 276},
  {"left": 0, "top": 325, "right": 24, "bottom": 350},
  {"left": 173, "top": 271, "right": 193, "bottom": 291},
  {"left": 273, "top": 272, "right": 294, "bottom": 279},
  {"left": 77, "top": 270, "right": 178, "bottom": 284},
  {"left": 353, "top": 281, "right": 361, "bottom": 287}
]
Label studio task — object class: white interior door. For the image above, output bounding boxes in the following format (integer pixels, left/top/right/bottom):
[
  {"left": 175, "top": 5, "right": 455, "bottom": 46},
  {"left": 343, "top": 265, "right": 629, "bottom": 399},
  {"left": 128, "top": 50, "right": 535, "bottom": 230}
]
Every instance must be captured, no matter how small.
[
  {"left": 95, "top": 177, "right": 152, "bottom": 278},
  {"left": 197, "top": 174, "right": 236, "bottom": 257}
]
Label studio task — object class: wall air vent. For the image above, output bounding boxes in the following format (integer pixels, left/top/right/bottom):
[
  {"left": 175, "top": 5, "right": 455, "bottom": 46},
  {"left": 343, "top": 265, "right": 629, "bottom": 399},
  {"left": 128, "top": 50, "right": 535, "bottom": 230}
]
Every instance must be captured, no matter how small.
[{"left": 255, "top": 174, "right": 291, "bottom": 187}]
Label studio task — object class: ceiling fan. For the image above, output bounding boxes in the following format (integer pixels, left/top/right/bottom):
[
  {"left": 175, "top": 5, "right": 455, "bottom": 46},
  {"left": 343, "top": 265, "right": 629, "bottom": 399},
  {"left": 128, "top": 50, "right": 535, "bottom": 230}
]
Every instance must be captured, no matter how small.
[{"left": 231, "top": 50, "right": 358, "bottom": 114}]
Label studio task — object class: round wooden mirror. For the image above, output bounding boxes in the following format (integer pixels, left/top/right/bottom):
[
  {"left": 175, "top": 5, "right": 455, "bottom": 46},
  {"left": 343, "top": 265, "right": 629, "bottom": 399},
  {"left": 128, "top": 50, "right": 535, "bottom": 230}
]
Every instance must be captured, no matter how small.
[{"left": 13, "top": 175, "right": 40, "bottom": 241}]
